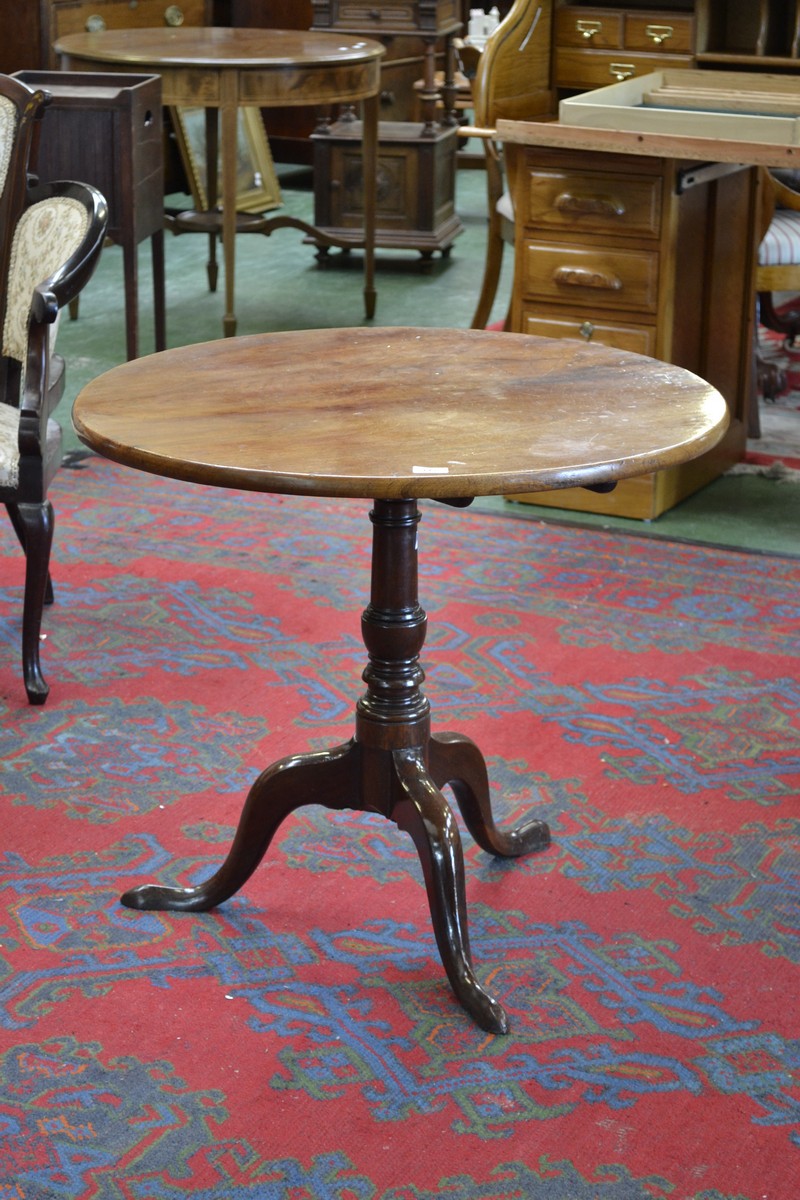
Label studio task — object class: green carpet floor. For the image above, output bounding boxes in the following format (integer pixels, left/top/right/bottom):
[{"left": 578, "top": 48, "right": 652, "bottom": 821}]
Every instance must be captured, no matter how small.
[{"left": 56, "top": 163, "right": 799, "bottom": 557}]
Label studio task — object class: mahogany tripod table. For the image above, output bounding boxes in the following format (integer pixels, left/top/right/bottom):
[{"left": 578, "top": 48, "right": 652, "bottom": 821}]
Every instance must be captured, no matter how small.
[
  {"left": 56, "top": 28, "right": 384, "bottom": 338},
  {"left": 72, "top": 326, "right": 728, "bottom": 1033}
]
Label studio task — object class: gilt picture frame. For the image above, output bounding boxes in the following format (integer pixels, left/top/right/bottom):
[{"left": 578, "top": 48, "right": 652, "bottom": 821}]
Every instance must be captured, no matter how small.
[{"left": 170, "top": 105, "right": 282, "bottom": 214}]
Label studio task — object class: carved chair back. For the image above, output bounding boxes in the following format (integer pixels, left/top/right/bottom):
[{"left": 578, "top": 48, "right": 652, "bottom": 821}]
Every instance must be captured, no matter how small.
[{"left": 471, "top": 0, "right": 553, "bottom": 129}]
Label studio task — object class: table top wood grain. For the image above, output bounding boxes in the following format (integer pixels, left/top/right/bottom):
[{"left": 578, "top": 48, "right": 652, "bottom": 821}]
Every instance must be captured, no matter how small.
[
  {"left": 72, "top": 326, "right": 729, "bottom": 500},
  {"left": 54, "top": 27, "right": 386, "bottom": 71}
]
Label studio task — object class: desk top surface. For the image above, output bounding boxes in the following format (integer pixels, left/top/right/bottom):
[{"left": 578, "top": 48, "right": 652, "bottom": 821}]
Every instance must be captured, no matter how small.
[
  {"left": 496, "top": 116, "right": 800, "bottom": 171},
  {"left": 55, "top": 27, "right": 386, "bottom": 69},
  {"left": 72, "top": 327, "right": 728, "bottom": 501}
]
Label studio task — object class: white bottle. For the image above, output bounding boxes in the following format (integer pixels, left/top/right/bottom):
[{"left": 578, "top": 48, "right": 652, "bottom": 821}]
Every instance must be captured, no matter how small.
[{"left": 468, "top": 8, "right": 486, "bottom": 41}]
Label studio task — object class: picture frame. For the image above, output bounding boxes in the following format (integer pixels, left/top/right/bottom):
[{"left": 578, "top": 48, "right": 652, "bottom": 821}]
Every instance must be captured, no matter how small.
[{"left": 170, "top": 105, "right": 282, "bottom": 214}]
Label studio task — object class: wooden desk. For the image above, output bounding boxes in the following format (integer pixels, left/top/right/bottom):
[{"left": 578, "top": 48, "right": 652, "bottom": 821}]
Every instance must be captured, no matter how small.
[
  {"left": 72, "top": 325, "right": 727, "bottom": 1032},
  {"left": 494, "top": 112, "right": 800, "bottom": 519},
  {"left": 55, "top": 28, "right": 385, "bottom": 337}
]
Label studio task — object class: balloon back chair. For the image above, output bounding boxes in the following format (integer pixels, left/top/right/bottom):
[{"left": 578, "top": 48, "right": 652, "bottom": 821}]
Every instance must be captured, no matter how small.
[
  {"left": 468, "top": 0, "right": 554, "bottom": 330},
  {"left": 0, "top": 73, "right": 108, "bottom": 703}
]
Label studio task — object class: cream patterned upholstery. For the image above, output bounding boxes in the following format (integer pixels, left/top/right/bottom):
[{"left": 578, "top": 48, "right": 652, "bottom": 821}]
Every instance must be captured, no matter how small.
[
  {"left": 0, "top": 403, "right": 20, "bottom": 488},
  {"left": 0, "top": 197, "right": 90, "bottom": 490},
  {"left": 3, "top": 196, "right": 89, "bottom": 362}
]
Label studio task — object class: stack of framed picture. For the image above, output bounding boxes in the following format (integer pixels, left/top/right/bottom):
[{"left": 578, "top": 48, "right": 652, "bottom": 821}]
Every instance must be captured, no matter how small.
[{"left": 171, "top": 105, "right": 282, "bottom": 213}]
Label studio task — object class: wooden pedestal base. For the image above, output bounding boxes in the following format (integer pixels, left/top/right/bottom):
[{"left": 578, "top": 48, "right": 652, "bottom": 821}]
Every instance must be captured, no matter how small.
[
  {"left": 311, "top": 119, "right": 464, "bottom": 260},
  {"left": 120, "top": 498, "right": 550, "bottom": 1033}
]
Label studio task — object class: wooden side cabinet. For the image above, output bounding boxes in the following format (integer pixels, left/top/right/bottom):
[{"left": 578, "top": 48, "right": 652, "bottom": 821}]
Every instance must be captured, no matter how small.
[
  {"left": 15, "top": 70, "right": 166, "bottom": 360},
  {"left": 507, "top": 142, "right": 757, "bottom": 519},
  {"left": 310, "top": 0, "right": 465, "bottom": 256},
  {"left": 312, "top": 118, "right": 463, "bottom": 258}
]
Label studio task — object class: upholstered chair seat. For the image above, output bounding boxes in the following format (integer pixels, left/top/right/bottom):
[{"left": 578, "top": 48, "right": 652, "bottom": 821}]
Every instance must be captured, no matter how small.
[{"left": 759, "top": 207, "right": 800, "bottom": 273}]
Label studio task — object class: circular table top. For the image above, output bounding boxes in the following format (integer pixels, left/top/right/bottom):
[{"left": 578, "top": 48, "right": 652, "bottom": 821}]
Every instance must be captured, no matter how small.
[
  {"left": 54, "top": 27, "right": 386, "bottom": 70},
  {"left": 72, "top": 327, "right": 729, "bottom": 501}
]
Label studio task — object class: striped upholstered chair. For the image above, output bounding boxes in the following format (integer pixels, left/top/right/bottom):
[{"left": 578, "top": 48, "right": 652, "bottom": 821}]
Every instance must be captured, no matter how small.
[
  {"left": 757, "top": 169, "right": 800, "bottom": 374},
  {"left": 0, "top": 73, "right": 107, "bottom": 704}
]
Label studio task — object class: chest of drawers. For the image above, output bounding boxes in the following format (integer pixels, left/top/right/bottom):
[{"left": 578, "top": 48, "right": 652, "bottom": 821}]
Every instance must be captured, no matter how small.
[
  {"left": 508, "top": 142, "right": 755, "bottom": 519},
  {"left": 1, "top": 0, "right": 212, "bottom": 73},
  {"left": 515, "top": 155, "right": 664, "bottom": 358},
  {"left": 310, "top": 1, "right": 461, "bottom": 35}
]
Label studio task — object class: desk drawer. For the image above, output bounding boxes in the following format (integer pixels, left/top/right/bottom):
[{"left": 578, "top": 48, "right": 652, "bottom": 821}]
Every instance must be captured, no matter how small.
[
  {"left": 51, "top": 0, "right": 208, "bottom": 39},
  {"left": 554, "top": 7, "right": 623, "bottom": 49},
  {"left": 519, "top": 309, "right": 656, "bottom": 355},
  {"left": 521, "top": 241, "right": 659, "bottom": 314},
  {"left": 555, "top": 46, "right": 693, "bottom": 89},
  {"left": 523, "top": 168, "right": 661, "bottom": 238},
  {"left": 313, "top": 1, "right": 460, "bottom": 33},
  {"left": 626, "top": 13, "right": 694, "bottom": 54}
]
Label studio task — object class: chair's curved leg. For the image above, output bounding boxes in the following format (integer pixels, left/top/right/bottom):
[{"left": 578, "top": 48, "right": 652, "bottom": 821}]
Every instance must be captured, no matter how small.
[
  {"left": 470, "top": 227, "right": 506, "bottom": 331},
  {"left": 470, "top": 141, "right": 507, "bottom": 330},
  {"left": 392, "top": 748, "right": 509, "bottom": 1034},
  {"left": 5, "top": 502, "right": 53, "bottom": 604},
  {"left": 121, "top": 739, "right": 357, "bottom": 912},
  {"left": 429, "top": 731, "right": 550, "bottom": 858},
  {"left": 11, "top": 501, "right": 55, "bottom": 705}
]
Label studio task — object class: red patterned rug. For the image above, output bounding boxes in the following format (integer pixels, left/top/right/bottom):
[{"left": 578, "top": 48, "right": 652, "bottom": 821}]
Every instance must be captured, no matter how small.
[{"left": 1, "top": 456, "right": 798, "bottom": 1198}]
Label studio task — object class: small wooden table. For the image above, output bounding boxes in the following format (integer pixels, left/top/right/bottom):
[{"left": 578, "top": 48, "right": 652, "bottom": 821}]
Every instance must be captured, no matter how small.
[
  {"left": 55, "top": 28, "right": 385, "bottom": 338},
  {"left": 72, "top": 326, "right": 728, "bottom": 1032}
]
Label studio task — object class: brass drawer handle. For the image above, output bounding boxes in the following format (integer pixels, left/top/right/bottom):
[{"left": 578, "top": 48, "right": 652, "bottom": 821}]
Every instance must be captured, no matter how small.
[
  {"left": 165, "top": 5, "right": 185, "bottom": 25},
  {"left": 85, "top": 14, "right": 107, "bottom": 31},
  {"left": 553, "top": 266, "right": 622, "bottom": 292},
  {"left": 645, "top": 23, "right": 673, "bottom": 45},
  {"left": 555, "top": 191, "right": 625, "bottom": 219},
  {"left": 576, "top": 19, "right": 602, "bottom": 40},
  {"left": 610, "top": 62, "right": 636, "bottom": 81},
  {"left": 579, "top": 321, "right": 595, "bottom": 340}
]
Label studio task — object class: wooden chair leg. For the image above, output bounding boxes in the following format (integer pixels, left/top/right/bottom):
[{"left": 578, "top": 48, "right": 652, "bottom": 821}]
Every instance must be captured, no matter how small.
[
  {"left": 5, "top": 502, "right": 54, "bottom": 604},
  {"left": 9, "top": 501, "right": 55, "bottom": 705},
  {"left": 759, "top": 290, "right": 800, "bottom": 345},
  {"left": 470, "top": 216, "right": 506, "bottom": 330},
  {"left": 471, "top": 144, "right": 509, "bottom": 330}
]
